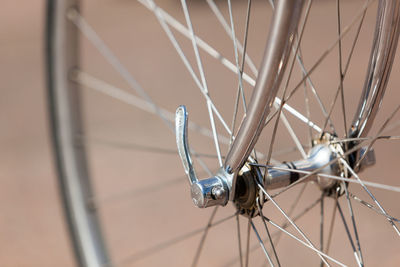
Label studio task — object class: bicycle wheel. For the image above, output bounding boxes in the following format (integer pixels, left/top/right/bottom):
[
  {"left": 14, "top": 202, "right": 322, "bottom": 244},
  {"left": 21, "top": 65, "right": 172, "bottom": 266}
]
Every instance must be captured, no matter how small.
[{"left": 46, "top": 0, "right": 400, "bottom": 266}]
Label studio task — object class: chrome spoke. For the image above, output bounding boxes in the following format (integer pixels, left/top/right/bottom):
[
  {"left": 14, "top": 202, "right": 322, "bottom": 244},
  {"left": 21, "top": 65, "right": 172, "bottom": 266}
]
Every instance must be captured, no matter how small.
[
  {"left": 269, "top": 0, "right": 334, "bottom": 133},
  {"left": 355, "top": 104, "right": 400, "bottom": 169},
  {"left": 336, "top": 0, "right": 348, "bottom": 137},
  {"left": 265, "top": 0, "right": 376, "bottom": 128},
  {"left": 222, "top": 195, "right": 321, "bottom": 267},
  {"left": 303, "top": 77, "right": 314, "bottom": 146},
  {"left": 324, "top": 200, "right": 338, "bottom": 260},
  {"left": 349, "top": 193, "right": 400, "bottom": 222},
  {"left": 319, "top": 195, "right": 324, "bottom": 267},
  {"left": 87, "top": 136, "right": 221, "bottom": 159},
  {"left": 257, "top": 201, "right": 281, "bottom": 267},
  {"left": 245, "top": 218, "right": 251, "bottom": 267},
  {"left": 73, "top": 71, "right": 231, "bottom": 146},
  {"left": 250, "top": 219, "right": 275, "bottom": 267},
  {"left": 331, "top": 135, "right": 400, "bottom": 143},
  {"left": 118, "top": 213, "right": 236, "bottom": 264},
  {"left": 180, "top": 0, "right": 223, "bottom": 167},
  {"left": 262, "top": 216, "right": 345, "bottom": 267},
  {"left": 139, "top": 0, "right": 321, "bottom": 134},
  {"left": 341, "top": 158, "right": 400, "bottom": 235},
  {"left": 93, "top": 176, "right": 183, "bottom": 205},
  {"left": 321, "top": 0, "right": 368, "bottom": 134},
  {"left": 265, "top": 0, "right": 313, "bottom": 165},
  {"left": 343, "top": 183, "right": 364, "bottom": 266},
  {"left": 227, "top": 0, "right": 246, "bottom": 113},
  {"left": 259, "top": 185, "right": 330, "bottom": 266},
  {"left": 337, "top": 202, "right": 362, "bottom": 267},
  {"left": 251, "top": 163, "right": 400, "bottom": 193},
  {"left": 206, "top": 0, "right": 258, "bottom": 76},
  {"left": 276, "top": 108, "right": 307, "bottom": 159},
  {"left": 191, "top": 207, "right": 219, "bottom": 267},
  {"left": 67, "top": 9, "right": 173, "bottom": 131},
  {"left": 141, "top": 0, "right": 232, "bottom": 137},
  {"left": 237, "top": 215, "right": 244, "bottom": 267},
  {"left": 268, "top": 132, "right": 394, "bottom": 198},
  {"left": 272, "top": 183, "right": 308, "bottom": 247},
  {"left": 230, "top": 0, "right": 252, "bottom": 146}
]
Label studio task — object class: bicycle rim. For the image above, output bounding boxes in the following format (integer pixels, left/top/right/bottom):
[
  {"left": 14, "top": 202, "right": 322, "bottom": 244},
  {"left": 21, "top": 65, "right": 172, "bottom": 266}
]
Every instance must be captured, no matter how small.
[{"left": 47, "top": 0, "right": 400, "bottom": 266}]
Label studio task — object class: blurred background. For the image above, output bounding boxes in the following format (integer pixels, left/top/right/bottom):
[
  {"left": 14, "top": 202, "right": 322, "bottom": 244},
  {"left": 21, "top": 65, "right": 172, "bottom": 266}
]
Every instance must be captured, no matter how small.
[
  {"left": 1, "top": 0, "right": 76, "bottom": 266},
  {"left": 1, "top": 0, "right": 400, "bottom": 266}
]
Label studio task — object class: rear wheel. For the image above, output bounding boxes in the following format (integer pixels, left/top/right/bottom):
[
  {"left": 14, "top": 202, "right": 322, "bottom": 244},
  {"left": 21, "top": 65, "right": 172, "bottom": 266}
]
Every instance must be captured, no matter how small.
[{"left": 47, "top": 0, "right": 400, "bottom": 266}]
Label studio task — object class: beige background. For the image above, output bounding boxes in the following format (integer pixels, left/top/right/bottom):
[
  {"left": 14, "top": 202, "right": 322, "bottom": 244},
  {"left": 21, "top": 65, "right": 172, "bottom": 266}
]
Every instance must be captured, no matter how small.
[{"left": 1, "top": 0, "right": 400, "bottom": 266}]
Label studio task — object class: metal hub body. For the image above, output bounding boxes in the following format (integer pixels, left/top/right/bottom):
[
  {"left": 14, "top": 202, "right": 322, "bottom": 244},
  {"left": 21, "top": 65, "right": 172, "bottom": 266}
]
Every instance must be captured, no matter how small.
[{"left": 175, "top": 107, "right": 375, "bottom": 210}]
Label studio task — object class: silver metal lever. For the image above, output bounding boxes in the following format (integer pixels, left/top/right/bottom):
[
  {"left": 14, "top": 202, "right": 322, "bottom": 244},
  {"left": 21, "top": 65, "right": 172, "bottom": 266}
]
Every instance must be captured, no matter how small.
[
  {"left": 175, "top": 105, "right": 198, "bottom": 185},
  {"left": 175, "top": 106, "right": 230, "bottom": 208}
]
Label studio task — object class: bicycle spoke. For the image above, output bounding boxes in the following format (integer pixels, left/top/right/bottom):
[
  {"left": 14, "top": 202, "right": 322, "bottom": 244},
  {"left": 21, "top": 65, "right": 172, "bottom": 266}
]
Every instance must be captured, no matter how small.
[
  {"left": 319, "top": 195, "right": 324, "bottom": 267},
  {"left": 86, "top": 137, "right": 220, "bottom": 159},
  {"left": 268, "top": 0, "right": 333, "bottom": 133},
  {"left": 139, "top": 0, "right": 321, "bottom": 134},
  {"left": 93, "top": 176, "right": 183, "bottom": 205},
  {"left": 222, "top": 195, "right": 321, "bottom": 267},
  {"left": 227, "top": 0, "right": 246, "bottom": 112},
  {"left": 250, "top": 219, "right": 275, "bottom": 267},
  {"left": 354, "top": 104, "right": 400, "bottom": 169},
  {"left": 236, "top": 214, "right": 244, "bottom": 267},
  {"left": 180, "top": 0, "right": 223, "bottom": 167},
  {"left": 258, "top": 185, "right": 330, "bottom": 266},
  {"left": 267, "top": 130, "right": 396, "bottom": 198},
  {"left": 324, "top": 200, "right": 338, "bottom": 261},
  {"left": 321, "top": 0, "right": 368, "bottom": 134},
  {"left": 265, "top": 0, "right": 376, "bottom": 128},
  {"left": 191, "top": 207, "right": 219, "bottom": 267},
  {"left": 276, "top": 109, "right": 308, "bottom": 159},
  {"left": 67, "top": 9, "right": 173, "bottom": 131},
  {"left": 230, "top": 0, "right": 252, "bottom": 146},
  {"left": 303, "top": 77, "right": 314, "bottom": 146},
  {"left": 118, "top": 212, "right": 236, "bottom": 264},
  {"left": 343, "top": 183, "right": 364, "bottom": 266},
  {"left": 331, "top": 135, "right": 400, "bottom": 143},
  {"left": 272, "top": 183, "right": 308, "bottom": 247},
  {"left": 257, "top": 202, "right": 281, "bottom": 267},
  {"left": 245, "top": 218, "right": 251, "bottom": 267},
  {"left": 141, "top": 0, "right": 232, "bottom": 137},
  {"left": 340, "top": 158, "right": 400, "bottom": 236},
  {"left": 349, "top": 193, "right": 400, "bottom": 222},
  {"left": 72, "top": 70, "right": 233, "bottom": 147},
  {"left": 337, "top": 202, "right": 362, "bottom": 267},
  {"left": 265, "top": 0, "right": 313, "bottom": 166},
  {"left": 336, "top": 0, "right": 348, "bottom": 137},
  {"left": 206, "top": 0, "right": 258, "bottom": 76},
  {"left": 251, "top": 163, "right": 400, "bottom": 193},
  {"left": 262, "top": 216, "right": 345, "bottom": 267}
]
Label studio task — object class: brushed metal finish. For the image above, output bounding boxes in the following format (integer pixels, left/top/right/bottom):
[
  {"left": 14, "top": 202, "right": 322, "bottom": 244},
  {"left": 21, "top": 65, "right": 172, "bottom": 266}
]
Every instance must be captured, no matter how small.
[
  {"left": 350, "top": 0, "right": 400, "bottom": 138},
  {"left": 265, "top": 145, "right": 340, "bottom": 190},
  {"left": 46, "top": 1, "right": 110, "bottom": 266},
  {"left": 224, "top": 0, "right": 305, "bottom": 174}
]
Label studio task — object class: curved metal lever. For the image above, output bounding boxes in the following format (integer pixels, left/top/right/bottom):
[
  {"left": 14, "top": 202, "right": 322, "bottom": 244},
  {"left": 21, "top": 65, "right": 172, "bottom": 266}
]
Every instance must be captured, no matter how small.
[
  {"left": 175, "top": 106, "right": 230, "bottom": 208},
  {"left": 175, "top": 105, "right": 198, "bottom": 185}
]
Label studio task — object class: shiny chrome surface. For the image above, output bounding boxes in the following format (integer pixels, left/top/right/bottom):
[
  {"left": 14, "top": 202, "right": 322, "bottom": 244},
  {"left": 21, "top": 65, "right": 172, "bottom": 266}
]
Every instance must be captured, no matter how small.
[
  {"left": 224, "top": 0, "right": 305, "bottom": 174},
  {"left": 265, "top": 145, "right": 340, "bottom": 190},
  {"left": 175, "top": 105, "right": 198, "bottom": 185},
  {"left": 175, "top": 106, "right": 232, "bottom": 208},
  {"left": 350, "top": 0, "right": 400, "bottom": 138}
]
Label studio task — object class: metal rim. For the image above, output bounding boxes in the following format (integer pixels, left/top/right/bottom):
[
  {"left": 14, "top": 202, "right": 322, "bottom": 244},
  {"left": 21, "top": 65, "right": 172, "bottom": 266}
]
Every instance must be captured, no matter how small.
[
  {"left": 46, "top": 0, "right": 400, "bottom": 266},
  {"left": 46, "top": 0, "right": 110, "bottom": 266}
]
